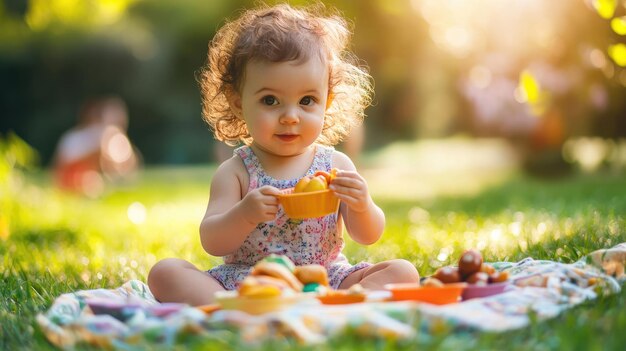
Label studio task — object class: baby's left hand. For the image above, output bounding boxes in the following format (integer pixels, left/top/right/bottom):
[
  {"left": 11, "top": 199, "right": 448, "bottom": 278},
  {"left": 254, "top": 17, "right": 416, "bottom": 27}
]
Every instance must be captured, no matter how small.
[{"left": 329, "top": 170, "right": 371, "bottom": 213}]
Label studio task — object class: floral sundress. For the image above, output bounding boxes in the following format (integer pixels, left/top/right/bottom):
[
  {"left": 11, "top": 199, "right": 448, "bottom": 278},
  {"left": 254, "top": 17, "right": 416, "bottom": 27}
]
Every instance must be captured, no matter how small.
[{"left": 207, "top": 144, "right": 370, "bottom": 289}]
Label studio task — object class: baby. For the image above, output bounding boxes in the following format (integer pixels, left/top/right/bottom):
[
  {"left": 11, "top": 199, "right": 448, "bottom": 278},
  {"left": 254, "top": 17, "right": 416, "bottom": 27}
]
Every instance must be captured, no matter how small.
[{"left": 148, "top": 3, "right": 419, "bottom": 305}]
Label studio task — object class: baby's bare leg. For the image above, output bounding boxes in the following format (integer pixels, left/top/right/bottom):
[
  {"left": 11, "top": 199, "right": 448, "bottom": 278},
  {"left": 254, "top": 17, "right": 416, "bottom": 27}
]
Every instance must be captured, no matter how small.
[
  {"left": 148, "top": 258, "right": 225, "bottom": 306},
  {"left": 338, "top": 259, "right": 419, "bottom": 290}
]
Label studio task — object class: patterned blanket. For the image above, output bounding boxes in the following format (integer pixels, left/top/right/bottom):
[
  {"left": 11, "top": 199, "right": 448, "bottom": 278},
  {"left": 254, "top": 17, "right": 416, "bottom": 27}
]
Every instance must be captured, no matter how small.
[{"left": 37, "top": 244, "right": 625, "bottom": 349}]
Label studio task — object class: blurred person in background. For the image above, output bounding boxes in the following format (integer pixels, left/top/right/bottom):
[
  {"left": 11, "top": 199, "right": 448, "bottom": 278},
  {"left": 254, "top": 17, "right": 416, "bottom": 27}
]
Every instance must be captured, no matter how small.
[{"left": 52, "top": 96, "right": 141, "bottom": 197}]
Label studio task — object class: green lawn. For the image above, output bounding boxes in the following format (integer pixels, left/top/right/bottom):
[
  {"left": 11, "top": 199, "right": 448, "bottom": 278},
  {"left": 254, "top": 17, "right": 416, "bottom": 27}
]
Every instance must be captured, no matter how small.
[{"left": 1, "top": 139, "right": 625, "bottom": 350}]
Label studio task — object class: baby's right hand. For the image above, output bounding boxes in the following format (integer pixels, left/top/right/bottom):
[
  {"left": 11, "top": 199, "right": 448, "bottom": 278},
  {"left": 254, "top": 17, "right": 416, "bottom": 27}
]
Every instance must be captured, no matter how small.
[{"left": 239, "top": 185, "right": 281, "bottom": 225}]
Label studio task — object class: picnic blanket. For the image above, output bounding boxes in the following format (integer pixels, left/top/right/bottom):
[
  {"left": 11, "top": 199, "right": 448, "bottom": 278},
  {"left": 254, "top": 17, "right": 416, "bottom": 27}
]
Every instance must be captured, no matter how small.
[{"left": 37, "top": 243, "right": 626, "bottom": 349}]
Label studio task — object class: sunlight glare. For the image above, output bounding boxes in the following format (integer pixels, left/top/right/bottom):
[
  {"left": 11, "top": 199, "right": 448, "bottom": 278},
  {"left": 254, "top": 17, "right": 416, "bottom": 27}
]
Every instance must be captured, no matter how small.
[
  {"left": 437, "top": 247, "right": 452, "bottom": 262},
  {"left": 477, "top": 239, "right": 487, "bottom": 251},
  {"left": 610, "top": 17, "right": 626, "bottom": 35},
  {"left": 444, "top": 26, "right": 473, "bottom": 57},
  {"left": 469, "top": 66, "right": 492, "bottom": 89},
  {"left": 562, "top": 137, "right": 610, "bottom": 172},
  {"left": 509, "top": 222, "right": 522, "bottom": 237},
  {"left": 537, "top": 222, "right": 547, "bottom": 235},
  {"left": 409, "top": 207, "right": 430, "bottom": 223},
  {"left": 490, "top": 227, "right": 503, "bottom": 242},
  {"left": 592, "top": 0, "right": 617, "bottom": 19},
  {"left": 127, "top": 201, "right": 147, "bottom": 225},
  {"left": 519, "top": 240, "right": 528, "bottom": 251},
  {"left": 608, "top": 43, "right": 626, "bottom": 66},
  {"left": 105, "top": 132, "right": 133, "bottom": 163},
  {"left": 81, "top": 272, "right": 90, "bottom": 283},
  {"left": 519, "top": 70, "right": 540, "bottom": 104}
]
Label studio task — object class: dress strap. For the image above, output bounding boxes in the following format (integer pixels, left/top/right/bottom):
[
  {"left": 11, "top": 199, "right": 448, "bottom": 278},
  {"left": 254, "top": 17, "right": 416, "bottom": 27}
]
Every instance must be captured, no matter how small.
[
  {"left": 234, "top": 146, "right": 263, "bottom": 192},
  {"left": 234, "top": 146, "right": 258, "bottom": 175},
  {"left": 311, "top": 144, "right": 334, "bottom": 173}
]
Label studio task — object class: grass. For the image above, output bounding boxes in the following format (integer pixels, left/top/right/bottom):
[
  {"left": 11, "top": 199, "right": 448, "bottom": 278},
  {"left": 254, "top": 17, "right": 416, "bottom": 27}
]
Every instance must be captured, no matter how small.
[{"left": 1, "top": 138, "right": 625, "bottom": 350}]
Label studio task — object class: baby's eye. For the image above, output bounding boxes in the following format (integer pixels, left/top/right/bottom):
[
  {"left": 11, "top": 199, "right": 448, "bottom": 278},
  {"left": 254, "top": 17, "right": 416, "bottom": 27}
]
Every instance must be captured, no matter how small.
[
  {"left": 262, "top": 96, "right": 278, "bottom": 106},
  {"left": 300, "top": 96, "right": 316, "bottom": 106}
]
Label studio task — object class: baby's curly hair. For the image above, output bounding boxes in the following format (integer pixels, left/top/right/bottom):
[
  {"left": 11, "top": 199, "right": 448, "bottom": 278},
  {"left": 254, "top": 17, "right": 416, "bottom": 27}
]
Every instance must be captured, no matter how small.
[{"left": 199, "top": 3, "right": 373, "bottom": 146}]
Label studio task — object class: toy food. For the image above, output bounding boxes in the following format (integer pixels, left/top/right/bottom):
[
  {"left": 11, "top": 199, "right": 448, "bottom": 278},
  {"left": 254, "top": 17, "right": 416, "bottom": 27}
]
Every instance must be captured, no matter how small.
[
  {"left": 216, "top": 255, "right": 371, "bottom": 311},
  {"left": 465, "top": 271, "right": 489, "bottom": 286},
  {"left": 294, "top": 264, "right": 329, "bottom": 286},
  {"left": 458, "top": 249, "right": 483, "bottom": 277},
  {"left": 421, "top": 277, "right": 444, "bottom": 287},
  {"left": 262, "top": 253, "right": 296, "bottom": 272},
  {"left": 238, "top": 276, "right": 285, "bottom": 298},
  {"left": 425, "top": 249, "right": 511, "bottom": 301},
  {"left": 488, "top": 271, "right": 509, "bottom": 283},
  {"left": 317, "top": 284, "right": 366, "bottom": 304},
  {"left": 294, "top": 175, "right": 328, "bottom": 193},
  {"left": 216, "top": 256, "right": 329, "bottom": 314},
  {"left": 277, "top": 169, "right": 340, "bottom": 219},
  {"left": 303, "top": 282, "right": 325, "bottom": 293},
  {"left": 433, "top": 266, "right": 461, "bottom": 283},
  {"left": 250, "top": 261, "right": 303, "bottom": 291},
  {"left": 313, "top": 169, "right": 336, "bottom": 184},
  {"left": 293, "top": 168, "right": 338, "bottom": 193}
]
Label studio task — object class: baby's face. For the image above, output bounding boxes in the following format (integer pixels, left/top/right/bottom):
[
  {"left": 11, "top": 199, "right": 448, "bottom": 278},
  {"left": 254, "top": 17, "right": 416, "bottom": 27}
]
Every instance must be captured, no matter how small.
[{"left": 235, "top": 58, "right": 329, "bottom": 157}]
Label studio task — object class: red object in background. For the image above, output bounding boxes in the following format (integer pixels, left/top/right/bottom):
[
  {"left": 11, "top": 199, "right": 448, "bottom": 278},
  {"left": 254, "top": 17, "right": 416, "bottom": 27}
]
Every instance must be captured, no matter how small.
[{"left": 54, "top": 152, "right": 103, "bottom": 195}]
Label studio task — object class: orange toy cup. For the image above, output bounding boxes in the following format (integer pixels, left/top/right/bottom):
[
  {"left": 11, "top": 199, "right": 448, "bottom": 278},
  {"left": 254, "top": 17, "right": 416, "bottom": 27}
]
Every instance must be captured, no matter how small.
[{"left": 277, "top": 188, "right": 340, "bottom": 219}]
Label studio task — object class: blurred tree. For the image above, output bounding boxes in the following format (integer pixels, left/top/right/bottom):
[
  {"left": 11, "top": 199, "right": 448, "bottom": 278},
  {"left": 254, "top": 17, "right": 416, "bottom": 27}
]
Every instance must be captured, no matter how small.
[{"left": 0, "top": 0, "right": 625, "bottom": 167}]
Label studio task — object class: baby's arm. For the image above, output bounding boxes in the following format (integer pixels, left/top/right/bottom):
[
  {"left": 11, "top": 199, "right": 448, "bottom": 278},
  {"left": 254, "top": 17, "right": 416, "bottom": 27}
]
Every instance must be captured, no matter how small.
[
  {"left": 331, "top": 151, "right": 385, "bottom": 245},
  {"left": 200, "top": 157, "right": 281, "bottom": 256}
]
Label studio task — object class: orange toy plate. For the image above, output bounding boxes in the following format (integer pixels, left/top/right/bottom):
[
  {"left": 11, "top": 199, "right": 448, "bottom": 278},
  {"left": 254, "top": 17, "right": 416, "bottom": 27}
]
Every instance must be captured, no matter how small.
[
  {"left": 277, "top": 188, "right": 340, "bottom": 219},
  {"left": 317, "top": 293, "right": 366, "bottom": 305},
  {"left": 384, "top": 283, "right": 467, "bottom": 305}
]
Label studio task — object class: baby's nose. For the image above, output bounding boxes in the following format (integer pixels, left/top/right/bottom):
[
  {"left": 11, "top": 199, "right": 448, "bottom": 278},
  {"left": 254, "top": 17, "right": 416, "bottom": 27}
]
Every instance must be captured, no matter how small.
[{"left": 279, "top": 107, "right": 299, "bottom": 124}]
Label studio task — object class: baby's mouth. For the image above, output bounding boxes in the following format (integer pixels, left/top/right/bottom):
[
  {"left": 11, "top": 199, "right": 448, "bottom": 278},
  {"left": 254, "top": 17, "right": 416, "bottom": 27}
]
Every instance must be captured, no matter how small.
[{"left": 276, "top": 134, "right": 299, "bottom": 142}]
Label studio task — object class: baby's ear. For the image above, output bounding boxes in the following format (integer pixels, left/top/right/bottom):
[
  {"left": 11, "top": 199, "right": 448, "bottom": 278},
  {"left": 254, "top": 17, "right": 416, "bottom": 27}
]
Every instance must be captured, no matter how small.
[{"left": 226, "top": 90, "right": 243, "bottom": 119}]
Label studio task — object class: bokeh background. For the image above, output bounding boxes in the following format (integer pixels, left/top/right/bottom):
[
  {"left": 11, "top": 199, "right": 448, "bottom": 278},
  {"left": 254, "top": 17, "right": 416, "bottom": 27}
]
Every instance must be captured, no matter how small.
[
  {"left": 2, "top": 2, "right": 626, "bottom": 348},
  {"left": 1, "top": 0, "right": 626, "bottom": 172}
]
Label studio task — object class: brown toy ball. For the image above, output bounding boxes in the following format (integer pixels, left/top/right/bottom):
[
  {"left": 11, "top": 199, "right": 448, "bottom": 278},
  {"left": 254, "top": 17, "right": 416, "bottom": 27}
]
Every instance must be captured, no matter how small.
[
  {"left": 458, "top": 249, "right": 483, "bottom": 277},
  {"left": 433, "top": 266, "right": 462, "bottom": 284}
]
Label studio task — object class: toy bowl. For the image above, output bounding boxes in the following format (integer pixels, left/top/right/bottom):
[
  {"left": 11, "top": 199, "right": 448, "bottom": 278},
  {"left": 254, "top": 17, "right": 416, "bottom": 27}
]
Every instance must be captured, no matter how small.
[
  {"left": 461, "top": 281, "right": 511, "bottom": 300},
  {"left": 214, "top": 291, "right": 303, "bottom": 315},
  {"left": 277, "top": 188, "right": 340, "bottom": 219},
  {"left": 384, "top": 283, "right": 467, "bottom": 305}
]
